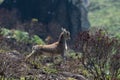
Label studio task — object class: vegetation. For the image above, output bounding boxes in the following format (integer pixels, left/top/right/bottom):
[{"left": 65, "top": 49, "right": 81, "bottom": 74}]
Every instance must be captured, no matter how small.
[
  {"left": 87, "top": 1, "right": 120, "bottom": 79},
  {"left": 89, "top": 0, "right": 120, "bottom": 37},
  {"left": 0, "top": 28, "right": 119, "bottom": 80},
  {"left": 0, "top": 28, "right": 45, "bottom": 44},
  {"left": 75, "top": 29, "right": 120, "bottom": 80},
  {"left": 0, "top": 0, "right": 4, "bottom": 4},
  {"left": 0, "top": 0, "right": 119, "bottom": 79}
]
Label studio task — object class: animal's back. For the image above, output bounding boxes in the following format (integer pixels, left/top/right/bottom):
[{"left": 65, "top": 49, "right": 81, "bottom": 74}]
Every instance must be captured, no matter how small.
[{"left": 33, "top": 42, "right": 62, "bottom": 56}]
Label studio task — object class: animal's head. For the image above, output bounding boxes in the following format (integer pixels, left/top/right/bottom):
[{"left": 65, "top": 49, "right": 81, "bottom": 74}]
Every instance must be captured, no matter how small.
[{"left": 61, "top": 28, "right": 70, "bottom": 40}]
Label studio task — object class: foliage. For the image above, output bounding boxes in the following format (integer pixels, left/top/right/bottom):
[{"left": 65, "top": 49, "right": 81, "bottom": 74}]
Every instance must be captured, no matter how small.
[
  {"left": 88, "top": 1, "right": 120, "bottom": 78},
  {"left": 0, "top": 28, "right": 44, "bottom": 44},
  {"left": 31, "top": 35, "right": 45, "bottom": 45},
  {"left": 13, "top": 30, "right": 29, "bottom": 42},
  {"left": 0, "top": 0, "right": 4, "bottom": 5},
  {"left": 0, "top": 28, "right": 11, "bottom": 37},
  {"left": 89, "top": 0, "right": 120, "bottom": 36},
  {"left": 43, "top": 66, "right": 58, "bottom": 74},
  {"left": 75, "top": 29, "right": 120, "bottom": 80}
]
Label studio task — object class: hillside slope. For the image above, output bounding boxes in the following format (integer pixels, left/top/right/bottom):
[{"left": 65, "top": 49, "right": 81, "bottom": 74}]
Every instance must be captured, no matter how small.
[{"left": 88, "top": 0, "right": 120, "bottom": 37}]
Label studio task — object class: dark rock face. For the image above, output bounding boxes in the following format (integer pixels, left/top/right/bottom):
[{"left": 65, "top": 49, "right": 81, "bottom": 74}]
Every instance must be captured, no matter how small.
[{"left": 0, "top": 0, "right": 90, "bottom": 42}]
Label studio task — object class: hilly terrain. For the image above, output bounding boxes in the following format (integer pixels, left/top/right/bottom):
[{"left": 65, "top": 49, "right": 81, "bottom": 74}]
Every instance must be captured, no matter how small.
[{"left": 89, "top": 0, "right": 120, "bottom": 38}]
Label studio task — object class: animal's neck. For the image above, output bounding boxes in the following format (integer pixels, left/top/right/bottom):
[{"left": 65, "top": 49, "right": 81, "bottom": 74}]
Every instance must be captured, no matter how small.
[
  {"left": 58, "top": 35, "right": 68, "bottom": 50},
  {"left": 65, "top": 40, "right": 68, "bottom": 50},
  {"left": 58, "top": 35, "right": 65, "bottom": 44}
]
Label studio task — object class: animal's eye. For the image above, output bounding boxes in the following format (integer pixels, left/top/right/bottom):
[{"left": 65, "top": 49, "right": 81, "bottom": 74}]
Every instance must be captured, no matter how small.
[
  {"left": 67, "top": 32, "right": 69, "bottom": 35},
  {"left": 66, "top": 33, "right": 68, "bottom": 35}
]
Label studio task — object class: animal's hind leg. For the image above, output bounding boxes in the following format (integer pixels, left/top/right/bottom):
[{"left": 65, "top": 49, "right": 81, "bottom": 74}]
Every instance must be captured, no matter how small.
[
  {"left": 51, "top": 54, "right": 54, "bottom": 63},
  {"left": 61, "top": 52, "right": 66, "bottom": 63},
  {"left": 25, "top": 50, "right": 35, "bottom": 61}
]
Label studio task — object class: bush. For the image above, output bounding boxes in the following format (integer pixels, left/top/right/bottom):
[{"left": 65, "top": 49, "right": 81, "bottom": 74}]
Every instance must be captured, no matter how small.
[
  {"left": 75, "top": 29, "right": 120, "bottom": 80},
  {"left": 31, "top": 35, "right": 45, "bottom": 45},
  {"left": 0, "top": 28, "right": 44, "bottom": 53},
  {"left": 0, "top": 28, "right": 44, "bottom": 44}
]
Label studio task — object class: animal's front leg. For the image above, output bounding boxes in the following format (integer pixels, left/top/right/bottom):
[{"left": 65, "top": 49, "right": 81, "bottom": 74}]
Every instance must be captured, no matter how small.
[
  {"left": 60, "top": 52, "right": 67, "bottom": 68},
  {"left": 61, "top": 52, "right": 66, "bottom": 63}
]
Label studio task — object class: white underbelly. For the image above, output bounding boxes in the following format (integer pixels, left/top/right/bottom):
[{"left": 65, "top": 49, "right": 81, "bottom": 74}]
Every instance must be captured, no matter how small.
[{"left": 42, "top": 52, "right": 61, "bottom": 56}]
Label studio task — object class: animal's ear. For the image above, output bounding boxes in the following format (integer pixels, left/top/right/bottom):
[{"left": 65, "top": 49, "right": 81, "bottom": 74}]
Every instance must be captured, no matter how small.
[
  {"left": 61, "top": 27, "right": 66, "bottom": 32},
  {"left": 61, "top": 27, "right": 64, "bottom": 31}
]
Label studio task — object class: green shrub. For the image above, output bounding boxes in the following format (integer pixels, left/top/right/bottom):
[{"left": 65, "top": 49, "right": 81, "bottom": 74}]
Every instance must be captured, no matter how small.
[
  {"left": 13, "top": 30, "right": 29, "bottom": 43},
  {"left": 43, "top": 66, "right": 58, "bottom": 74},
  {"left": 0, "top": 28, "right": 11, "bottom": 37},
  {"left": 31, "top": 35, "right": 45, "bottom": 45},
  {"left": 0, "top": 28, "right": 44, "bottom": 44}
]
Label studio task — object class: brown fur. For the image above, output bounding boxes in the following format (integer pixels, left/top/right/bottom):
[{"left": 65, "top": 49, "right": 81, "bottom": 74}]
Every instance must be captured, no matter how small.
[{"left": 26, "top": 28, "right": 70, "bottom": 61}]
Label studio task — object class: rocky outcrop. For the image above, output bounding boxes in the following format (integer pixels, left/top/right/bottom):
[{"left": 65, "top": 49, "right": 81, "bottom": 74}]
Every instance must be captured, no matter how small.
[
  {"left": 0, "top": 0, "right": 90, "bottom": 42},
  {"left": 48, "top": 0, "right": 90, "bottom": 40}
]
